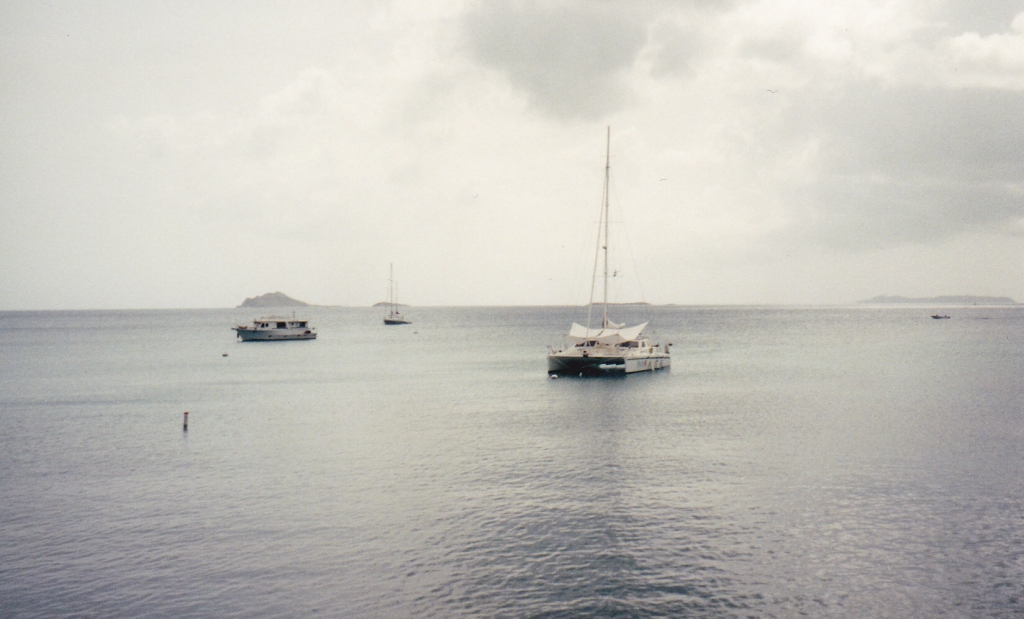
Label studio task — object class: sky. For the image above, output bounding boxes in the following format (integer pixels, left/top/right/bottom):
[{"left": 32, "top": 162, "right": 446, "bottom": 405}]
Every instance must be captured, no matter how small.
[{"left": 2, "top": 0, "right": 1023, "bottom": 309}]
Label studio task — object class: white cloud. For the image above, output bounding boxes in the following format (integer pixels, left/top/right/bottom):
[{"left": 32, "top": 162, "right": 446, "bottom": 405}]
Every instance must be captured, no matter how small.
[{"left": 932, "top": 11, "right": 1024, "bottom": 89}]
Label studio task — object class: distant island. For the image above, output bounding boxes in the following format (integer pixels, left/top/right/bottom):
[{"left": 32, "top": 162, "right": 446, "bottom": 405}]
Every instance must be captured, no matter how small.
[
  {"left": 238, "top": 292, "right": 310, "bottom": 308},
  {"left": 372, "top": 302, "right": 407, "bottom": 307},
  {"left": 587, "top": 302, "right": 650, "bottom": 306},
  {"left": 859, "top": 295, "right": 1018, "bottom": 305}
]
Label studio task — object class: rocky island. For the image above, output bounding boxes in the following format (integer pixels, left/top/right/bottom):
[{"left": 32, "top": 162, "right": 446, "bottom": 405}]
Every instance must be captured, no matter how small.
[{"left": 238, "top": 292, "right": 310, "bottom": 308}]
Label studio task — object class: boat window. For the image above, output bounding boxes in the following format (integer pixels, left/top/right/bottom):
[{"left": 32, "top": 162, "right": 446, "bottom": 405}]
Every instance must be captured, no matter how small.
[{"left": 276, "top": 322, "right": 287, "bottom": 329}]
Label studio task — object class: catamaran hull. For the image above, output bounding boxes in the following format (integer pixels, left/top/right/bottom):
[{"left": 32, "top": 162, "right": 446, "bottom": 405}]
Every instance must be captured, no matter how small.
[
  {"left": 384, "top": 319, "right": 410, "bottom": 325},
  {"left": 234, "top": 329, "right": 316, "bottom": 341},
  {"left": 624, "top": 355, "right": 671, "bottom": 373},
  {"left": 547, "top": 353, "right": 670, "bottom": 375}
]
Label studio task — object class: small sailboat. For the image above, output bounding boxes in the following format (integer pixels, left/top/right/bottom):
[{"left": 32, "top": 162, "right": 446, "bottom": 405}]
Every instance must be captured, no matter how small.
[
  {"left": 383, "top": 263, "right": 411, "bottom": 325},
  {"left": 547, "top": 127, "right": 671, "bottom": 376}
]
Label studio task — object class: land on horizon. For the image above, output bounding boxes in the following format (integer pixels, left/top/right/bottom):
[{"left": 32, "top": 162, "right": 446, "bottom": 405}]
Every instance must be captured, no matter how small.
[
  {"left": 858, "top": 295, "right": 1018, "bottom": 305},
  {"left": 238, "top": 292, "right": 310, "bottom": 308},
  {"left": 4, "top": 297, "right": 1024, "bottom": 311}
]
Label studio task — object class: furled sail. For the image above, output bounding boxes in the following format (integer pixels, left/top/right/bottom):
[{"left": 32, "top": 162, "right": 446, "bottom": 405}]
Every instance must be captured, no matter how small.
[{"left": 567, "top": 321, "right": 648, "bottom": 345}]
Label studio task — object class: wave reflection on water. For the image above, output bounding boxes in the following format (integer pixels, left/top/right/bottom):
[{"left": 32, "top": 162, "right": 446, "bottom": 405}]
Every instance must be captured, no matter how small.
[{"left": 1, "top": 306, "right": 1022, "bottom": 618}]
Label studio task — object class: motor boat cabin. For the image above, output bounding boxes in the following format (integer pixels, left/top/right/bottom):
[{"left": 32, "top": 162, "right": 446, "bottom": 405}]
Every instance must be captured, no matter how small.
[{"left": 233, "top": 316, "right": 317, "bottom": 341}]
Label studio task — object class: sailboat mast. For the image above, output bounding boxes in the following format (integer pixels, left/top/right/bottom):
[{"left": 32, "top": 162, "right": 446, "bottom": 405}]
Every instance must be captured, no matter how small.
[{"left": 602, "top": 126, "right": 610, "bottom": 329}]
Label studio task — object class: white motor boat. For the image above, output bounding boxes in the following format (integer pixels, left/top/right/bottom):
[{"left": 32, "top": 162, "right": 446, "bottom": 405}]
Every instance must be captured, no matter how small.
[
  {"left": 547, "top": 127, "right": 670, "bottom": 376},
  {"left": 233, "top": 316, "right": 317, "bottom": 341}
]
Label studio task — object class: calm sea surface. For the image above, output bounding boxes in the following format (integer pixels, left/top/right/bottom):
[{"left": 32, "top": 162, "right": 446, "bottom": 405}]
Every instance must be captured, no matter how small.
[{"left": 1, "top": 305, "right": 1022, "bottom": 618}]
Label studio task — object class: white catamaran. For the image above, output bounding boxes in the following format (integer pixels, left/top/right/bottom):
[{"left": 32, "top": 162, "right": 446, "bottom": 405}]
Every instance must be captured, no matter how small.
[
  {"left": 383, "top": 263, "right": 410, "bottom": 325},
  {"left": 547, "top": 128, "right": 671, "bottom": 376}
]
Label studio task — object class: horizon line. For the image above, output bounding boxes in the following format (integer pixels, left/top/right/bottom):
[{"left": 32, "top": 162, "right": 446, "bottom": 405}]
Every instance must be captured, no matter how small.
[{"left": 2, "top": 300, "right": 1019, "bottom": 312}]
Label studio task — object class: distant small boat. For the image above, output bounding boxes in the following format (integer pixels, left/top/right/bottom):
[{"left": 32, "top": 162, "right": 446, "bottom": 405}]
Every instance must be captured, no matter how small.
[
  {"left": 384, "top": 264, "right": 411, "bottom": 325},
  {"left": 233, "top": 316, "right": 316, "bottom": 340},
  {"left": 931, "top": 314, "right": 950, "bottom": 319}
]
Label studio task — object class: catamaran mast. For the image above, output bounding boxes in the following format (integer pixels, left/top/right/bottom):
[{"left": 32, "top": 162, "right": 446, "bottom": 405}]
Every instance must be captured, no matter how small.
[
  {"left": 584, "top": 127, "right": 613, "bottom": 333},
  {"left": 602, "top": 126, "right": 610, "bottom": 329}
]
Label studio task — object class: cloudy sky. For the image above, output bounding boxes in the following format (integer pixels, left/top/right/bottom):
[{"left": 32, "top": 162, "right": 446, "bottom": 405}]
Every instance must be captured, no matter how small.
[{"left": 2, "top": 0, "right": 1022, "bottom": 309}]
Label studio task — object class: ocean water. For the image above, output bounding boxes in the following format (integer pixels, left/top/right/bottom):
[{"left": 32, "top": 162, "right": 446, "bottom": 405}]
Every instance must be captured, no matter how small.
[{"left": 1, "top": 305, "right": 1022, "bottom": 618}]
